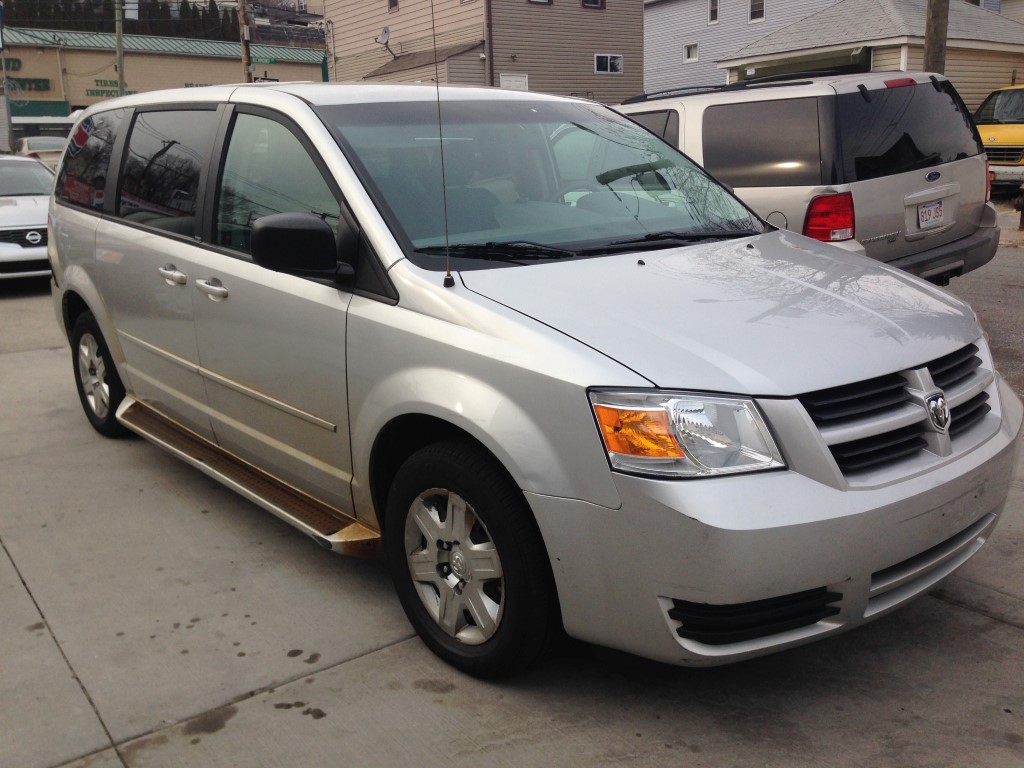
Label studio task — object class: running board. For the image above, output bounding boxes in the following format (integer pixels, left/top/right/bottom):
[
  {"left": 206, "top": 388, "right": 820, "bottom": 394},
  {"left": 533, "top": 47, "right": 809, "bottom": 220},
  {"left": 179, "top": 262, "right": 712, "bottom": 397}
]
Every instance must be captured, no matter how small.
[{"left": 117, "top": 399, "right": 381, "bottom": 559}]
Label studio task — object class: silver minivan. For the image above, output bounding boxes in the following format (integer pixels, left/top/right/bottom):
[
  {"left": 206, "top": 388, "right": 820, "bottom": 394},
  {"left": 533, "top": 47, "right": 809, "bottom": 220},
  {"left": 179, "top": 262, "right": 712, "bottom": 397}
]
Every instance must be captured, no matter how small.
[
  {"left": 617, "top": 72, "right": 1000, "bottom": 285},
  {"left": 50, "top": 83, "right": 1022, "bottom": 677}
]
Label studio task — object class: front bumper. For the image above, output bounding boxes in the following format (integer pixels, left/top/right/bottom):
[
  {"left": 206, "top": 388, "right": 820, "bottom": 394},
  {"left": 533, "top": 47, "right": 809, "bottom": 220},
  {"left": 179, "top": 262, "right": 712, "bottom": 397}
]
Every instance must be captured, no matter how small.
[
  {"left": 0, "top": 243, "right": 49, "bottom": 280},
  {"left": 528, "top": 377, "right": 1022, "bottom": 667},
  {"left": 988, "top": 164, "right": 1024, "bottom": 185}
]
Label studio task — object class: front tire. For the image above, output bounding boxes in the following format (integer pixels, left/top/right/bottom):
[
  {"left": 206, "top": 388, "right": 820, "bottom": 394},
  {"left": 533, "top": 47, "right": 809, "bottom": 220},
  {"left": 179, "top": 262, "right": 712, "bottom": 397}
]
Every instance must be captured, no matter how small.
[
  {"left": 384, "top": 440, "right": 557, "bottom": 678},
  {"left": 71, "top": 311, "right": 128, "bottom": 437}
]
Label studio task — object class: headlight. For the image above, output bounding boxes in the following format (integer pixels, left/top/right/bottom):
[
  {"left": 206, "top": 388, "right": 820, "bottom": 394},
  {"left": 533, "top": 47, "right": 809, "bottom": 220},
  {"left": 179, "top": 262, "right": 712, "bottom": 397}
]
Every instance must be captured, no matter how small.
[{"left": 589, "top": 390, "right": 785, "bottom": 478}]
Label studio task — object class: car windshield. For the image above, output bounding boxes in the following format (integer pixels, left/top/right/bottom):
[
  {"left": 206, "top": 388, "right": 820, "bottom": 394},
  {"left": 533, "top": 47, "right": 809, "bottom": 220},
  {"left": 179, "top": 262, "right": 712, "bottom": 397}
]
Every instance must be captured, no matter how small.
[
  {"left": 316, "top": 97, "right": 765, "bottom": 270},
  {"left": 974, "top": 89, "right": 1024, "bottom": 124},
  {"left": 0, "top": 162, "right": 55, "bottom": 196}
]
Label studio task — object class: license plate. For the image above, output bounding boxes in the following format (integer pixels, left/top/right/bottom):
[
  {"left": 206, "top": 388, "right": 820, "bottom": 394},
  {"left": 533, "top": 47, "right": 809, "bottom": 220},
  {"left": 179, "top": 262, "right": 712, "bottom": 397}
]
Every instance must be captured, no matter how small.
[{"left": 918, "top": 199, "right": 944, "bottom": 228}]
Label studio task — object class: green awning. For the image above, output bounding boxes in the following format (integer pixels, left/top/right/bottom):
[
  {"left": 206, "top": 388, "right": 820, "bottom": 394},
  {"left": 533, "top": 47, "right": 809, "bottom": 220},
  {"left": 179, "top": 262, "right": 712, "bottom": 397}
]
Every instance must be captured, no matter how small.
[{"left": 10, "top": 100, "right": 71, "bottom": 117}]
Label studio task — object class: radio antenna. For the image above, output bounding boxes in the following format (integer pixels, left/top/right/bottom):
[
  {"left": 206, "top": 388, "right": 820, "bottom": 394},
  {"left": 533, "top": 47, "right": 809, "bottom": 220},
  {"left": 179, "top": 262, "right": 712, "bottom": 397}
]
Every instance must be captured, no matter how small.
[{"left": 428, "top": 0, "right": 455, "bottom": 288}]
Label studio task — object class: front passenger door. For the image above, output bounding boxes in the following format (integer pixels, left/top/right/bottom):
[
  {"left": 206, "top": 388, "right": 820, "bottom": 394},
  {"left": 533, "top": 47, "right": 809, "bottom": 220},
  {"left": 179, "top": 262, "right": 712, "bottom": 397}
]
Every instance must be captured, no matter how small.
[{"left": 191, "top": 109, "right": 355, "bottom": 515}]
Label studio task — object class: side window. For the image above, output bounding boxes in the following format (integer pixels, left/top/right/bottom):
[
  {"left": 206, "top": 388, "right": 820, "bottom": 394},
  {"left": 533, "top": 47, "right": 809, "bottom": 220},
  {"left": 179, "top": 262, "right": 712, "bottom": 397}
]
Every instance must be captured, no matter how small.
[
  {"left": 117, "top": 109, "right": 218, "bottom": 235},
  {"left": 56, "top": 108, "right": 128, "bottom": 210},
  {"left": 627, "top": 110, "right": 680, "bottom": 147},
  {"left": 702, "top": 98, "right": 822, "bottom": 187},
  {"left": 215, "top": 113, "right": 340, "bottom": 255}
]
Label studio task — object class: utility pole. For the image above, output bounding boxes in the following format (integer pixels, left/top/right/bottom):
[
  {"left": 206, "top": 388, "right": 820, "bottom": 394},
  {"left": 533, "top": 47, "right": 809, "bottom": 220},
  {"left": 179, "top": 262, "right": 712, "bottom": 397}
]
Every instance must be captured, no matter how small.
[
  {"left": 115, "top": 0, "right": 125, "bottom": 96},
  {"left": 923, "top": 0, "right": 949, "bottom": 74},
  {"left": 237, "top": 0, "right": 253, "bottom": 83}
]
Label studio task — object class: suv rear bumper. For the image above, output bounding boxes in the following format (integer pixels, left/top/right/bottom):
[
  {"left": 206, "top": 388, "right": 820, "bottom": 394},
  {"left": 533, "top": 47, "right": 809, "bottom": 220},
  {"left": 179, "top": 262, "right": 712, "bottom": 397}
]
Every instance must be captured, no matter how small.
[{"left": 887, "top": 211, "right": 999, "bottom": 284}]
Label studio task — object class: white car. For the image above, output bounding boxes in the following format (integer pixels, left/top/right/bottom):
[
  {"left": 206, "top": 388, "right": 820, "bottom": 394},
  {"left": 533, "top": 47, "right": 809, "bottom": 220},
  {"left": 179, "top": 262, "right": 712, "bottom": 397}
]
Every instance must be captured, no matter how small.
[
  {"left": 15, "top": 135, "right": 68, "bottom": 171},
  {"left": 0, "top": 156, "right": 53, "bottom": 280}
]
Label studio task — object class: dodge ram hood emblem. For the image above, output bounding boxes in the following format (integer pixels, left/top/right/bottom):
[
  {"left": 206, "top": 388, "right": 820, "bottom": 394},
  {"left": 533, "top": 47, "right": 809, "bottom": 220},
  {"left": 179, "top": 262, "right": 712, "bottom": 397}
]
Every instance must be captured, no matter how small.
[{"left": 927, "top": 394, "right": 950, "bottom": 432}]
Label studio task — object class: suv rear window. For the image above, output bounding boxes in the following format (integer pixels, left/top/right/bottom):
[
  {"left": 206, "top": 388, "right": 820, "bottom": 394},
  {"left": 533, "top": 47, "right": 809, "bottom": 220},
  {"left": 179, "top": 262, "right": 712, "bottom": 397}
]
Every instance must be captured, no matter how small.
[
  {"left": 702, "top": 98, "right": 822, "bottom": 187},
  {"left": 836, "top": 81, "right": 982, "bottom": 182}
]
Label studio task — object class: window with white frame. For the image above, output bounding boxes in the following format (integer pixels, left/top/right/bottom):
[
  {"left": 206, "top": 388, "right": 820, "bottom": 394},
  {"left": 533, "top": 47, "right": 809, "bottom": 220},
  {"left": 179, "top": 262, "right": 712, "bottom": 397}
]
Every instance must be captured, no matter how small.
[
  {"left": 749, "top": 0, "right": 764, "bottom": 22},
  {"left": 684, "top": 43, "right": 698, "bottom": 63},
  {"left": 595, "top": 54, "right": 623, "bottom": 74},
  {"left": 708, "top": 0, "right": 718, "bottom": 24}
]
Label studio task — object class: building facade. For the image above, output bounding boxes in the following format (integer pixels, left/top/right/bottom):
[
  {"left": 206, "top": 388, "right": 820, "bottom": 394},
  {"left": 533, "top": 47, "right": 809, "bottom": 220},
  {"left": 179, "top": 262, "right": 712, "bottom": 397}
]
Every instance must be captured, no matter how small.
[
  {"left": 2, "top": 27, "right": 325, "bottom": 142},
  {"left": 643, "top": 0, "right": 836, "bottom": 91},
  {"left": 643, "top": 0, "right": 1015, "bottom": 98},
  {"left": 324, "top": 0, "right": 643, "bottom": 104},
  {"left": 716, "top": 0, "right": 1024, "bottom": 109}
]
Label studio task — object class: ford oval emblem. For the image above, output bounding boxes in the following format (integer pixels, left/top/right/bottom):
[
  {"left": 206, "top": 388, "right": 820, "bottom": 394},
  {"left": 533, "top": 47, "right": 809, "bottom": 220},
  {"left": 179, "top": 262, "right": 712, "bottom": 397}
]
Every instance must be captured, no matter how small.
[{"left": 926, "top": 171, "right": 941, "bottom": 182}]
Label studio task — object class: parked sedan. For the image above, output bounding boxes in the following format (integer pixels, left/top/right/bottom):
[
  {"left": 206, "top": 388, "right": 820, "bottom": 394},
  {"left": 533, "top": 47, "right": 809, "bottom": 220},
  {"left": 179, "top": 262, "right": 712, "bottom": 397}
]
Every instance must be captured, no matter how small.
[
  {"left": 15, "top": 135, "right": 67, "bottom": 170},
  {"left": 0, "top": 156, "right": 53, "bottom": 280}
]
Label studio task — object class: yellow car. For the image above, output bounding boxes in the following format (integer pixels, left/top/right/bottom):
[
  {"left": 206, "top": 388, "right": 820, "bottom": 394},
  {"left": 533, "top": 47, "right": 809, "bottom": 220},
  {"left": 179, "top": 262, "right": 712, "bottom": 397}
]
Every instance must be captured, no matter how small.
[{"left": 975, "top": 85, "right": 1024, "bottom": 190}]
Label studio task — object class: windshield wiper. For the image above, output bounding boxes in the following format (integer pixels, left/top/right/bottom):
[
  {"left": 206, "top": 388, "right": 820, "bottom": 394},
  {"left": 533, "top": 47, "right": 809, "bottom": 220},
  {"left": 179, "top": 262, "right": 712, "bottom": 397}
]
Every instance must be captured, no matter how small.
[
  {"left": 413, "top": 241, "right": 577, "bottom": 261},
  {"left": 579, "top": 230, "right": 760, "bottom": 254},
  {"left": 595, "top": 158, "right": 675, "bottom": 186}
]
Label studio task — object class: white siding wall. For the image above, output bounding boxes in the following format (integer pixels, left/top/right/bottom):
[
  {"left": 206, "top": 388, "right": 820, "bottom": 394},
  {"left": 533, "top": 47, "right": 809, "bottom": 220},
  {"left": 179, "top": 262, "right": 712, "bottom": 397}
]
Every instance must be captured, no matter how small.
[
  {"left": 643, "top": 0, "right": 837, "bottom": 92},
  {"left": 1003, "top": 0, "right": 1024, "bottom": 23},
  {"left": 325, "top": 0, "right": 484, "bottom": 81}
]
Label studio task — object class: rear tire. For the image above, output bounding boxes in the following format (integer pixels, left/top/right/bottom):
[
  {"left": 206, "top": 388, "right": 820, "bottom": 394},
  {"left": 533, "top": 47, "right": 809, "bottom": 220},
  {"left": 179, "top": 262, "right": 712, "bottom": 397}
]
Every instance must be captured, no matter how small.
[
  {"left": 384, "top": 440, "right": 557, "bottom": 678},
  {"left": 71, "top": 311, "right": 128, "bottom": 438}
]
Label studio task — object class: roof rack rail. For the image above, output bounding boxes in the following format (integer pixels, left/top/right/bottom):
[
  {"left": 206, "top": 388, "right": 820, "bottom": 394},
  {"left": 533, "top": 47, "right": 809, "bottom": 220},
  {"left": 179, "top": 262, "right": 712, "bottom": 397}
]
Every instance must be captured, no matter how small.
[
  {"left": 621, "top": 84, "right": 722, "bottom": 105},
  {"left": 620, "top": 69, "right": 855, "bottom": 105}
]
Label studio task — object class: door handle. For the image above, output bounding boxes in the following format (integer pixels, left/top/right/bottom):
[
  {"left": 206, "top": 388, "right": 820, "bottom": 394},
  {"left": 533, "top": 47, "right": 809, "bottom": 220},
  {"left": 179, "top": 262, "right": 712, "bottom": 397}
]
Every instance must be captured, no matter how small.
[
  {"left": 196, "top": 278, "right": 229, "bottom": 301},
  {"left": 157, "top": 264, "right": 188, "bottom": 286}
]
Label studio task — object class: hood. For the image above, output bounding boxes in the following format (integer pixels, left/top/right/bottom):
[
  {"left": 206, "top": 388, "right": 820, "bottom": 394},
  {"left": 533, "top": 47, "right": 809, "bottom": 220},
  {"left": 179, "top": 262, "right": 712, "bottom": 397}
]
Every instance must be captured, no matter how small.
[
  {"left": 0, "top": 195, "right": 50, "bottom": 229},
  {"left": 459, "top": 231, "right": 980, "bottom": 396},
  {"left": 976, "top": 123, "right": 1024, "bottom": 147}
]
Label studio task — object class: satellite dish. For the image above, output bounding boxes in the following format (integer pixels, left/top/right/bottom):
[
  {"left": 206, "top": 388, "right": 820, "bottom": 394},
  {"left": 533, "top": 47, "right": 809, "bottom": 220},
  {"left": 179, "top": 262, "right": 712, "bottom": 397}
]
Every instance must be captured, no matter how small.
[{"left": 380, "top": 27, "right": 390, "bottom": 45}]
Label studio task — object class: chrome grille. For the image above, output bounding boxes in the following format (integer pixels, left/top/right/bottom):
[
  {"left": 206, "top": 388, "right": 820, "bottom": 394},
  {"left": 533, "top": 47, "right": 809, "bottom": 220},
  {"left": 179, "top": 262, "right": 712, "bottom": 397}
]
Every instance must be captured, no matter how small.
[
  {"left": 0, "top": 228, "right": 48, "bottom": 247},
  {"left": 799, "top": 344, "right": 992, "bottom": 476},
  {"left": 797, "top": 373, "right": 909, "bottom": 425},
  {"left": 949, "top": 392, "right": 990, "bottom": 438},
  {"left": 984, "top": 146, "right": 1024, "bottom": 163},
  {"left": 927, "top": 343, "right": 981, "bottom": 390}
]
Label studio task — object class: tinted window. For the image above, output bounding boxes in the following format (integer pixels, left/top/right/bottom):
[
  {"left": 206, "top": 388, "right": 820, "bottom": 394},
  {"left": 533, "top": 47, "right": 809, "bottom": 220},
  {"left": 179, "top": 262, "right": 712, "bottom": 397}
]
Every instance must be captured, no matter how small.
[
  {"left": 117, "top": 109, "right": 218, "bottom": 234},
  {"left": 974, "top": 89, "right": 1024, "bottom": 124},
  {"left": 837, "top": 82, "right": 982, "bottom": 182},
  {"left": 56, "top": 109, "right": 127, "bottom": 210},
  {"left": 215, "top": 113, "right": 340, "bottom": 255},
  {"left": 702, "top": 98, "right": 822, "bottom": 187},
  {"left": 629, "top": 109, "right": 680, "bottom": 146}
]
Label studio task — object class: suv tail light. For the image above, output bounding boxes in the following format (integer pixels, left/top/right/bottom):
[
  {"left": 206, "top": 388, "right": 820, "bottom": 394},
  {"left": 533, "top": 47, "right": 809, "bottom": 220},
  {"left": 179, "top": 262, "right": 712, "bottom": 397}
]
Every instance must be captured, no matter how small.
[
  {"left": 803, "top": 193, "right": 855, "bottom": 242},
  {"left": 27, "top": 152, "right": 41, "bottom": 160},
  {"left": 986, "top": 160, "right": 992, "bottom": 202}
]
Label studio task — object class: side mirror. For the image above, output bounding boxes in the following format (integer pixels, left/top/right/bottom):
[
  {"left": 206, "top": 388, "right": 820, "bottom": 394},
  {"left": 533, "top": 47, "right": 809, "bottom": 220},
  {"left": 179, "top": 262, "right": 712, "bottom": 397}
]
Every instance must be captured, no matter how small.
[{"left": 251, "top": 212, "right": 355, "bottom": 280}]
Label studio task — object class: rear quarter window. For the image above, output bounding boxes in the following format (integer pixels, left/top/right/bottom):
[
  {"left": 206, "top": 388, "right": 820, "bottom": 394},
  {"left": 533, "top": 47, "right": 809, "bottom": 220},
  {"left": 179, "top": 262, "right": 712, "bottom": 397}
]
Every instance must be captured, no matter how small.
[
  {"left": 837, "top": 82, "right": 982, "bottom": 182},
  {"left": 701, "top": 98, "right": 822, "bottom": 187},
  {"left": 627, "top": 109, "right": 680, "bottom": 146},
  {"left": 56, "top": 109, "right": 129, "bottom": 210},
  {"left": 116, "top": 109, "right": 219, "bottom": 235}
]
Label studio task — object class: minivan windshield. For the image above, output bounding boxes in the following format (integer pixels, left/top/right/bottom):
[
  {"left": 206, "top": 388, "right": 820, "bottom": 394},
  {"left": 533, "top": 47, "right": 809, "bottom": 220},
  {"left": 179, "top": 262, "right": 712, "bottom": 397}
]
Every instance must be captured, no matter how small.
[
  {"left": 974, "top": 88, "right": 1024, "bottom": 125},
  {"left": 316, "top": 98, "right": 765, "bottom": 270}
]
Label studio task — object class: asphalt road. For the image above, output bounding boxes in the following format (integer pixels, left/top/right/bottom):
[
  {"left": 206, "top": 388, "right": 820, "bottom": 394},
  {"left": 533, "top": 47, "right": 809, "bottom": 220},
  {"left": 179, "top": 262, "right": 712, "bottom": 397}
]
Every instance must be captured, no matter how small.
[{"left": 1, "top": 234, "right": 1022, "bottom": 768}]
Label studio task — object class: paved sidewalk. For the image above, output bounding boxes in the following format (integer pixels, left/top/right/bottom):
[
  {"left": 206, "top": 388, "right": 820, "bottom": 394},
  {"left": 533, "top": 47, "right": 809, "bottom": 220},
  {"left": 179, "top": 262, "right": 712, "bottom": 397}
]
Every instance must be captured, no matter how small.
[{"left": 1, "top": 238, "right": 1022, "bottom": 767}]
